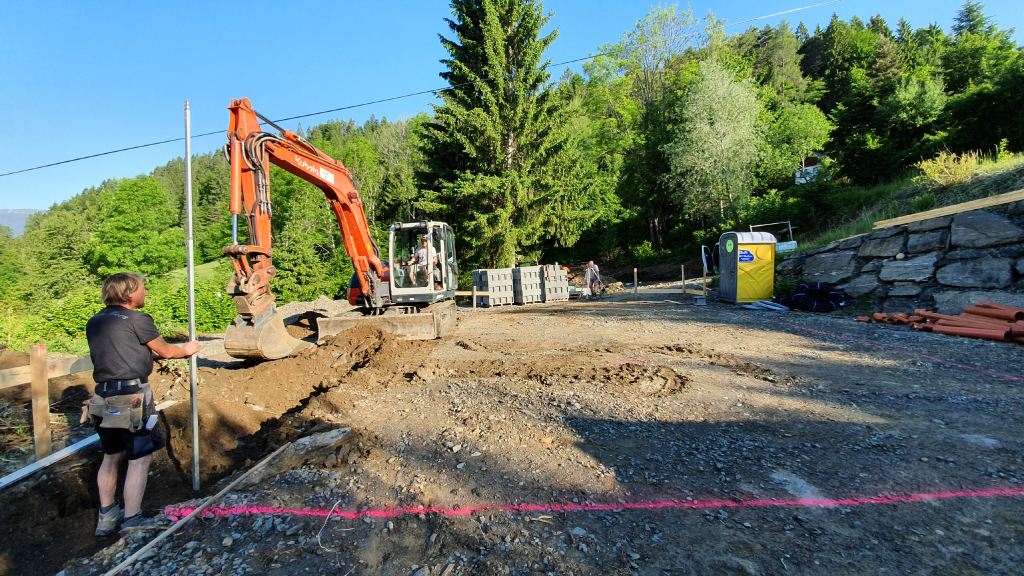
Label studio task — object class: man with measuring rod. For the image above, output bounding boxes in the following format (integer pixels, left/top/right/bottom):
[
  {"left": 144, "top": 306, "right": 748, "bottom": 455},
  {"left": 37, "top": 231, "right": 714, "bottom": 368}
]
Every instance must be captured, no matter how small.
[{"left": 85, "top": 272, "right": 198, "bottom": 536}]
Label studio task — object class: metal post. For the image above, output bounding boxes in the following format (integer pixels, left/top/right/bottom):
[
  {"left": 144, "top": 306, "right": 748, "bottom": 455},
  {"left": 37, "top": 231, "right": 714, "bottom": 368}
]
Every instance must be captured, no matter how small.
[
  {"left": 633, "top": 268, "right": 638, "bottom": 300},
  {"left": 184, "top": 101, "right": 200, "bottom": 491},
  {"left": 681, "top": 265, "right": 685, "bottom": 295}
]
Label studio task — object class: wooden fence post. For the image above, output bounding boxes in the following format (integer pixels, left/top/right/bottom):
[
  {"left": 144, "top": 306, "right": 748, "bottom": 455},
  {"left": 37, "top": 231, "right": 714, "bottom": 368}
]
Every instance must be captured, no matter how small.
[
  {"left": 472, "top": 285, "right": 477, "bottom": 310},
  {"left": 30, "top": 344, "right": 51, "bottom": 460},
  {"left": 633, "top": 268, "right": 638, "bottom": 300}
]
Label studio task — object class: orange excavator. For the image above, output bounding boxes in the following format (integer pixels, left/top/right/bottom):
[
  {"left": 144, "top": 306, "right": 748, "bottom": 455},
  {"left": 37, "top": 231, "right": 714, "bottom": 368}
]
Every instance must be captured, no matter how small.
[{"left": 222, "top": 98, "right": 458, "bottom": 359}]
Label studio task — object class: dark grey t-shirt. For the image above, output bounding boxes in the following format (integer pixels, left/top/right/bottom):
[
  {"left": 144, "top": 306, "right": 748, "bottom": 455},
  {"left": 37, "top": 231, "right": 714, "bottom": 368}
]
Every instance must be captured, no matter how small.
[{"left": 86, "top": 306, "right": 162, "bottom": 383}]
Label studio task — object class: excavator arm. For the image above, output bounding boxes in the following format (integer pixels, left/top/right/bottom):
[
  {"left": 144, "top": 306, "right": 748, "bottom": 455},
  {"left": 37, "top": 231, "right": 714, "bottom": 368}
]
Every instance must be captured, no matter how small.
[{"left": 221, "top": 97, "right": 388, "bottom": 359}]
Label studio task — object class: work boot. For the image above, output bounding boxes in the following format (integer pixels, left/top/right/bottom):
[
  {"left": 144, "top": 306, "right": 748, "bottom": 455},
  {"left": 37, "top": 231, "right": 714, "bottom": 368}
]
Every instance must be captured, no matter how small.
[
  {"left": 121, "top": 512, "right": 146, "bottom": 530},
  {"left": 95, "top": 503, "right": 122, "bottom": 537}
]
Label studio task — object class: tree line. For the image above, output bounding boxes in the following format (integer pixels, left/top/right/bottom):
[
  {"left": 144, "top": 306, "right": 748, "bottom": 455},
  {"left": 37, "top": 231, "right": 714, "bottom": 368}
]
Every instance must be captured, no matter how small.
[{"left": 1, "top": 0, "right": 1020, "bottom": 351}]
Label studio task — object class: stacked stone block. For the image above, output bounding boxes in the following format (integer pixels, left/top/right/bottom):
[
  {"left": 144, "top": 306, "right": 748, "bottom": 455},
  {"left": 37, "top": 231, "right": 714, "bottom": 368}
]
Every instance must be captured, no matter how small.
[
  {"left": 513, "top": 266, "right": 543, "bottom": 304},
  {"left": 540, "top": 264, "right": 570, "bottom": 302},
  {"left": 774, "top": 203, "right": 1024, "bottom": 314},
  {"left": 472, "top": 268, "right": 515, "bottom": 307}
]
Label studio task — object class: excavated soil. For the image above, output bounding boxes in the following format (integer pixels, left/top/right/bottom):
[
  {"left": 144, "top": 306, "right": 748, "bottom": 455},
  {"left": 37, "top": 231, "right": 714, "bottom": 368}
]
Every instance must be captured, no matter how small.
[{"left": 3, "top": 298, "right": 1024, "bottom": 576}]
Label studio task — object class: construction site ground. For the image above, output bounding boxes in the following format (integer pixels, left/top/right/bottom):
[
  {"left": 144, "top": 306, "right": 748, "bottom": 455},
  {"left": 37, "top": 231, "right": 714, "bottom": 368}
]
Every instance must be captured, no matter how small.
[{"left": 3, "top": 292, "right": 1024, "bottom": 576}]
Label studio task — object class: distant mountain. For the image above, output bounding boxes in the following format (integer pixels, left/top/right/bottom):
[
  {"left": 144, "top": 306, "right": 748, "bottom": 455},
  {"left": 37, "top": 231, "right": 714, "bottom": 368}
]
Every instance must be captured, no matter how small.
[{"left": 0, "top": 209, "right": 42, "bottom": 236}]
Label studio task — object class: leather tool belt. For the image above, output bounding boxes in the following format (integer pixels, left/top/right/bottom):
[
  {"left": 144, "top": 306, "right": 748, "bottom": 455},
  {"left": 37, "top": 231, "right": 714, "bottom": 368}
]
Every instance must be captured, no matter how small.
[{"left": 82, "top": 379, "right": 154, "bottom": 432}]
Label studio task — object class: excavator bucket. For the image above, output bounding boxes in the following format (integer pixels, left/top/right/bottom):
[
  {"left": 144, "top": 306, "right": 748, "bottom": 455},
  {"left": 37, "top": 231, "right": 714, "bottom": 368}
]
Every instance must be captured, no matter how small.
[{"left": 223, "top": 312, "right": 315, "bottom": 360}]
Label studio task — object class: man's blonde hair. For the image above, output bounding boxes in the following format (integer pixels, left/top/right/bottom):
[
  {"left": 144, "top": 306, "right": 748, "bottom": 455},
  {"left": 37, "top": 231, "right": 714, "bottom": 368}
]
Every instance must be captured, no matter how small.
[{"left": 102, "top": 273, "right": 144, "bottom": 306}]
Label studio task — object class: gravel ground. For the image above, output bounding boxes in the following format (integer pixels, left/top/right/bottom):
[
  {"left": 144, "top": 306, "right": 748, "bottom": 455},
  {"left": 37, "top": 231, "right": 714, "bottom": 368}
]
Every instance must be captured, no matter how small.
[{"left": 27, "top": 294, "right": 1024, "bottom": 576}]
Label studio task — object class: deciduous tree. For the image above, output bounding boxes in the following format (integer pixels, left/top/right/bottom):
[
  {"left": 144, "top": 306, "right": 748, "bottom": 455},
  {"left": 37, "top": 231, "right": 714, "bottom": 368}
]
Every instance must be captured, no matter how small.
[{"left": 662, "top": 60, "right": 761, "bottom": 220}]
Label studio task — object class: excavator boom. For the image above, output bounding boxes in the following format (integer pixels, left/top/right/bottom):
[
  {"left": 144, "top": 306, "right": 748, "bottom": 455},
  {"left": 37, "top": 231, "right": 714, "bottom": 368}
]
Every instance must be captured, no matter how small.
[{"left": 222, "top": 98, "right": 388, "bottom": 359}]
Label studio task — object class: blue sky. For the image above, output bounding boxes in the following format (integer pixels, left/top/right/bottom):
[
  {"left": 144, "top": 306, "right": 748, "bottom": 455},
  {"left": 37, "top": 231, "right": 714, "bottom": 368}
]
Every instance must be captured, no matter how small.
[{"left": 1, "top": 0, "right": 1020, "bottom": 210}]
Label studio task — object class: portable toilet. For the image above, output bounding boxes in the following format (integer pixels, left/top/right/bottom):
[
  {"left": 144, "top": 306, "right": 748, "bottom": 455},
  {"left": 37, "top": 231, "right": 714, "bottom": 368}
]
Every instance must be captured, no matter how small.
[{"left": 718, "top": 232, "right": 777, "bottom": 303}]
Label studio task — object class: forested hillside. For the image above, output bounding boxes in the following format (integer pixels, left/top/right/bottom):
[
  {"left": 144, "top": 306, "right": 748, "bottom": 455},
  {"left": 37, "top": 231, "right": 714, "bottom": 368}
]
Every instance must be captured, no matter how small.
[{"left": 1, "top": 0, "right": 1021, "bottom": 352}]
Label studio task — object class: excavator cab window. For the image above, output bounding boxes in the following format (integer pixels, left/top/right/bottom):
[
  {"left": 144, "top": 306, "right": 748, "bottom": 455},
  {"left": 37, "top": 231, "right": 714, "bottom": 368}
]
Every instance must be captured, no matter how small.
[
  {"left": 432, "top": 229, "right": 444, "bottom": 290},
  {"left": 444, "top": 226, "right": 457, "bottom": 290},
  {"left": 391, "top": 228, "right": 431, "bottom": 289}
]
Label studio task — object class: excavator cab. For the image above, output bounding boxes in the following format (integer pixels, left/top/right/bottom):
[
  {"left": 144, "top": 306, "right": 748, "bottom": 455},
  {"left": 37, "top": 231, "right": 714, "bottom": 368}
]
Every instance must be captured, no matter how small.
[
  {"left": 319, "top": 221, "right": 459, "bottom": 343},
  {"left": 388, "top": 221, "right": 457, "bottom": 303}
]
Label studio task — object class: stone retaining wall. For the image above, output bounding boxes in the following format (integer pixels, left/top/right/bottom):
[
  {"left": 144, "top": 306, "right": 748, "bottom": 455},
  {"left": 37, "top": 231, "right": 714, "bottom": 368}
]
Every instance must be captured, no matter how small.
[{"left": 776, "top": 201, "right": 1024, "bottom": 314}]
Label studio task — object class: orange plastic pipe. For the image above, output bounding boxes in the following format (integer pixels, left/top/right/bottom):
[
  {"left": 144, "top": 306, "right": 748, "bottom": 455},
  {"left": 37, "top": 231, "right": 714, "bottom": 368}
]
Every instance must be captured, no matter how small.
[
  {"left": 977, "top": 301, "right": 1024, "bottom": 317},
  {"left": 931, "top": 324, "right": 1011, "bottom": 341},
  {"left": 917, "top": 310, "right": 1012, "bottom": 327},
  {"left": 936, "top": 320, "right": 1011, "bottom": 331},
  {"left": 963, "top": 306, "right": 1024, "bottom": 322},
  {"left": 957, "top": 314, "right": 1017, "bottom": 326}
]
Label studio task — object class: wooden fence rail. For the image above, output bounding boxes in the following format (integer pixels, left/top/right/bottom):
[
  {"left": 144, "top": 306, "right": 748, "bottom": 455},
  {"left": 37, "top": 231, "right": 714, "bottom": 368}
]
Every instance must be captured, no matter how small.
[{"left": 0, "top": 345, "right": 93, "bottom": 461}]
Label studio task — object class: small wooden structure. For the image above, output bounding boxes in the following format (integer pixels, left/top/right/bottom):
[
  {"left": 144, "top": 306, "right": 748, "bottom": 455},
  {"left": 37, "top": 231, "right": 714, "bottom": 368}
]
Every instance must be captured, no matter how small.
[{"left": 0, "top": 345, "right": 94, "bottom": 460}]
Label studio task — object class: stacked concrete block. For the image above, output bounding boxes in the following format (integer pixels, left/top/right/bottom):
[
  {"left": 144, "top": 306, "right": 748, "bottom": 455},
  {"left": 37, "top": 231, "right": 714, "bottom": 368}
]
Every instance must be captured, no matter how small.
[
  {"left": 472, "top": 268, "right": 515, "bottom": 307},
  {"left": 540, "top": 263, "right": 570, "bottom": 302},
  {"left": 513, "top": 266, "right": 543, "bottom": 304}
]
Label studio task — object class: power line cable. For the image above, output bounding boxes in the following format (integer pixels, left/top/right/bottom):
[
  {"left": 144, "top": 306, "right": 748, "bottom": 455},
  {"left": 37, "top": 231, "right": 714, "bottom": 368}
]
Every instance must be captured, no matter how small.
[
  {"left": 0, "top": 0, "right": 843, "bottom": 179},
  {"left": 723, "top": 0, "right": 843, "bottom": 28}
]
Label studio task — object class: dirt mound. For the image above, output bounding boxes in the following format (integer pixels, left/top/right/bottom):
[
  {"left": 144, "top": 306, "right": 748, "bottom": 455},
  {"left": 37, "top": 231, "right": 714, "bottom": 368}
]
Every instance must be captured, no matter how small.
[
  {"left": 284, "top": 310, "right": 323, "bottom": 339},
  {"left": 160, "top": 324, "right": 431, "bottom": 482},
  {"left": 0, "top": 350, "right": 28, "bottom": 370},
  {"left": 657, "top": 343, "right": 784, "bottom": 383}
]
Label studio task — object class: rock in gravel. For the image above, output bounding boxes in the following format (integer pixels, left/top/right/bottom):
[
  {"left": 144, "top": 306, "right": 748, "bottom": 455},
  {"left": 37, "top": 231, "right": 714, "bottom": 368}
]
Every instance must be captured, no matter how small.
[
  {"left": 776, "top": 255, "right": 806, "bottom": 275},
  {"left": 936, "top": 258, "right": 1015, "bottom": 288},
  {"left": 843, "top": 275, "right": 882, "bottom": 298},
  {"left": 951, "top": 211, "right": 1024, "bottom": 248},
  {"left": 242, "top": 428, "right": 352, "bottom": 487},
  {"left": 933, "top": 290, "right": 1024, "bottom": 314},
  {"left": 571, "top": 527, "right": 587, "bottom": 537},
  {"left": 908, "top": 216, "right": 952, "bottom": 233},
  {"left": 838, "top": 235, "right": 867, "bottom": 250},
  {"left": 907, "top": 230, "right": 949, "bottom": 253},
  {"left": 222, "top": 536, "right": 233, "bottom": 547},
  {"left": 802, "top": 251, "right": 862, "bottom": 282},
  {"left": 879, "top": 252, "right": 940, "bottom": 282},
  {"left": 859, "top": 235, "right": 907, "bottom": 259}
]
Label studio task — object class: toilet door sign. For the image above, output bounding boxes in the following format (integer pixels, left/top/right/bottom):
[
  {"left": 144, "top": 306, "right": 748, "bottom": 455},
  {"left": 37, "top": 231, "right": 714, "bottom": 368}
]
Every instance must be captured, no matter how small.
[{"left": 738, "top": 249, "right": 755, "bottom": 262}]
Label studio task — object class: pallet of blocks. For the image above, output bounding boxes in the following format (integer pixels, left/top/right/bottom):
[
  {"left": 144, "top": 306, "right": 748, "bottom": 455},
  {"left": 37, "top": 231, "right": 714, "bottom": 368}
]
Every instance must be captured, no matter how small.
[
  {"left": 513, "top": 266, "right": 543, "bottom": 304},
  {"left": 472, "top": 268, "right": 515, "bottom": 307},
  {"left": 540, "top": 263, "right": 570, "bottom": 302}
]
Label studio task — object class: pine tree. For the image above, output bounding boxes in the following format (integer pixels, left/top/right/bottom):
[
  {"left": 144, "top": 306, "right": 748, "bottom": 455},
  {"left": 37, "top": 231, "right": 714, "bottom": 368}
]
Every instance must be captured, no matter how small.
[
  {"left": 420, "top": 0, "right": 596, "bottom": 268},
  {"left": 895, "top": 17, "right": 919, "bottom": 69},
  {"left": 868, "top": 14, "right": 892, "bottom": 38},
  {"left": 868, "top": 36, "right": 903, "bottom": 87},
  {"left": 796, "top": 22, "right": 809, "bottom": 44},
  {"left": 953, "top": 0, "right": 991, "bottom": 38}
]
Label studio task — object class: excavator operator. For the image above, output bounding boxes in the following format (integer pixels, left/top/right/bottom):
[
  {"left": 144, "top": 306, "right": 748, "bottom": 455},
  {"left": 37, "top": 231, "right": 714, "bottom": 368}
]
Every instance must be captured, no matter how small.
[{"left": 409, "top": 234, "right": 441, "bottom": 289}]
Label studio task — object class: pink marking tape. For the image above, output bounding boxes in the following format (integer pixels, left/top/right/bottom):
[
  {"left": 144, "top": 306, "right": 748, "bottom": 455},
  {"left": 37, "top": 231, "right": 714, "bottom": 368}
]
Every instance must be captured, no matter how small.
[
  {"left": 165, "top": 487, "right": 1024, "bottom": 522},
  {"left": 688, "top": 306, "right": 1022, "bottom": 382}
]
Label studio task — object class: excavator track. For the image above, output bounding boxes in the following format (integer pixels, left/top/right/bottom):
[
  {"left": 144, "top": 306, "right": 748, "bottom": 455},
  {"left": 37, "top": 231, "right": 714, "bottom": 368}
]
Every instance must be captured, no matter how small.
[{"left": 316, "top": 299, "right": 457, "bottom": 344}]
